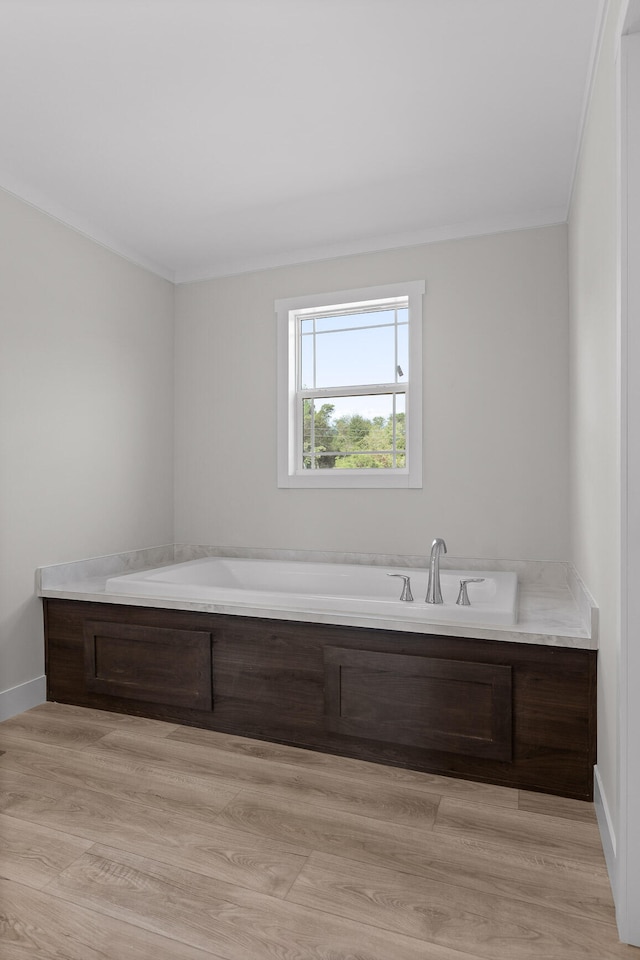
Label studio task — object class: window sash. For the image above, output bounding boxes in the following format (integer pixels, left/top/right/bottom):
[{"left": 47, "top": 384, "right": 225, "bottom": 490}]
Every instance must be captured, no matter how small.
[
  {"left": 302, "top": 392, "right": 406, "bottom": 471},
  {"left": 294, "top": 296, "right": 409, "bottom": 322},
  {"left": 296, "top": 300, "right": 408, "bottom": 395},
  {"left": 299, "top": 382, "right": 405, "bottom": 400}
]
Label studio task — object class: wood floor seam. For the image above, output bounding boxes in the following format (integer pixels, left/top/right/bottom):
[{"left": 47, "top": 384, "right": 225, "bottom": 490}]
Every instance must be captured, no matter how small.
[
  {"left": 0, "top": 742, "right": 248, "bottom": 831},
  {"left": 286, "top": 847, "right": 623, "bottom": 933},
  {"left": 232, "top": 782, "right": 441, "bottom": 831},
  {"left": 1, "top": 876, "right": 229, "bottom": 960},
  {"left": 275, "top": 851, "right": 315, "bottom": 901},
  {"left": 69, "top": 729, "right": 444, "bottom": 828},
  {"left": 40, "top": 852, "right": 480, "bottom": 960},
  {"left": 165, "top": 727, "right": 522, "bottom": 808}
]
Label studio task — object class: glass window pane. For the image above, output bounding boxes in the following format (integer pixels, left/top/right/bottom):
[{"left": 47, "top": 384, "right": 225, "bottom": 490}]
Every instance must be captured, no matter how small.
[
  {"left": 300, "top": 334, "right": 314, "bottom": 389},
  {"left": 315, "top": 325, "right": 395, "bottom": 387},
  {"left": 301, "top": 394, "right": 406, "bottom": 470},
  {"left": 397, "top": 324, "right": 408, "bottom": 382},
  {"left": 302, "top": 400, "right": 337, "bottom": 454},
  {"left": 395, "top": 394, "right": 406, "bottom": 452}
]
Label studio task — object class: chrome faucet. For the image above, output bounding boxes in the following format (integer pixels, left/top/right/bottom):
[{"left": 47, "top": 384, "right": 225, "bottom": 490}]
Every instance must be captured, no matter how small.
[{"left": 425, "top": 537, "right": 447, "bottom": 604}]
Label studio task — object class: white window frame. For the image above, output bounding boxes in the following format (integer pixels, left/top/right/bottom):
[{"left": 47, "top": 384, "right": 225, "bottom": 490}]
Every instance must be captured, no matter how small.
[{"left": 276, "top": 280, "right": 424, "bottom": 488}]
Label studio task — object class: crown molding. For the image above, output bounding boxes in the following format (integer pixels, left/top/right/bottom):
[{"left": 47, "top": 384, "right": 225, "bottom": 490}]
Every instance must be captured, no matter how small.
[
  {"left": 2, "top": 174, "right": 567, "bottom": 288},
  {"left": 174, "top": 209, "right": 568, "bottom": 285},
  {"left": 0, "top": 180, "right": 175, "bottom": 282}
]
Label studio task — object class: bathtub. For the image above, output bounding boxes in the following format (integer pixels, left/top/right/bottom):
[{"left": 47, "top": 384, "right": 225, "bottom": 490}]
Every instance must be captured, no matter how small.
[{"left": 105, "top": 557, "right": 519, "bottom": 626}]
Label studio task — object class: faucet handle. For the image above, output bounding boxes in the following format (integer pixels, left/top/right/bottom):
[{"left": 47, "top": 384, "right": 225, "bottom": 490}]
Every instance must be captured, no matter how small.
[
  {"left": 456, "top": 578, "right": 485, "bottom": 606},
  {"left": 387, "top": 573, "right": 414, "bottom": 601}
]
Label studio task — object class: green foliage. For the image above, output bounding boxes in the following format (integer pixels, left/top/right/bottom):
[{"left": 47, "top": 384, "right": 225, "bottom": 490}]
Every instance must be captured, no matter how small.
[
  {"left": 303, "top": 400, "right": 405, "bottom": 469},
  {"left": 303, "top": 401, "right": 337, "bottom": 468}
]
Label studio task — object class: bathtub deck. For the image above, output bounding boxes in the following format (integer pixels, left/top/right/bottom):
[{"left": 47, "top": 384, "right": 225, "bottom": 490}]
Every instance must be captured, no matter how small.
[{"left": 0, "top": 702, "right": 633, "bottom": 960}]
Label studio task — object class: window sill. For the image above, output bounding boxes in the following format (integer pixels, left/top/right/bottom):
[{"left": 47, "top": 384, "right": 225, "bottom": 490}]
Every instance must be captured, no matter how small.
[{"left": 278, "top": 470, "right": 422, "bottom": 489}]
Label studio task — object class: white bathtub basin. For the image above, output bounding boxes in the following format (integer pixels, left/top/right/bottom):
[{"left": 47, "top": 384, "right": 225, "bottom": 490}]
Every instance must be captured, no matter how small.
[{"left": 105, "top": 557, "right": 518, "bottom": 626}]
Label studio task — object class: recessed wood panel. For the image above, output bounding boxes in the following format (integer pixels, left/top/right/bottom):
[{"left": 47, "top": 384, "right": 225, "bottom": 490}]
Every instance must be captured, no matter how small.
[
  {"left": 324, "top": 646, "right": 512, "bottom": 760},
  {"left": 83, "top": 620, "right": 213, "bottom": 710}
]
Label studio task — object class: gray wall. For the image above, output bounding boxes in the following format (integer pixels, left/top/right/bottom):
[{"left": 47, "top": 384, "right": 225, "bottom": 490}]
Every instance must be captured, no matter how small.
[
  {"left": 0, "top": 188, "right": 175, "bottom": 706},
  {"left": 569, "top": 0, "right": 623, "bottom": 850},
  {"left": 174, "top": 224, "right": 570, "bottom": 561}
]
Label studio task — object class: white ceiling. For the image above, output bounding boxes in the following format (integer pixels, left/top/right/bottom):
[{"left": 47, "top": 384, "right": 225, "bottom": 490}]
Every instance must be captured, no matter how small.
[{"left": 0, "top": 0, "right": 604, "bottom": 282}]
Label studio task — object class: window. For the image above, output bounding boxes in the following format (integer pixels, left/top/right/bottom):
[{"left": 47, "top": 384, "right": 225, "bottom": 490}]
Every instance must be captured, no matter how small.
[{"left": 276, "top": 280, "right": 424, "bottom": 488}]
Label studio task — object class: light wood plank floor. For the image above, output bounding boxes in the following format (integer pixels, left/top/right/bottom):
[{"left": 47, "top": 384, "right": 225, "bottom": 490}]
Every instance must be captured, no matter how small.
[{"left": 1, "top": 702, "right": 636, "bottom": 959}]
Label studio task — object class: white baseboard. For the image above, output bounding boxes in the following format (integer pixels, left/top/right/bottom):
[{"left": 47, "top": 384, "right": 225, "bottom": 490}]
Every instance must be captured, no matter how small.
[
  {"left": 594, "top": 764, "right": 617, "bottom": 899},
  {"left": 0, "top": 675, "right": 46, "bottom": 722}
]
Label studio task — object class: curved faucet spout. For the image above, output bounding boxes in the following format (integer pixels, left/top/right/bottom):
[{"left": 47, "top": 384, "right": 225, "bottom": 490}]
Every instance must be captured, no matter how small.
[{"left": 425, "top": 538, "right": 447, "bottom": 604}]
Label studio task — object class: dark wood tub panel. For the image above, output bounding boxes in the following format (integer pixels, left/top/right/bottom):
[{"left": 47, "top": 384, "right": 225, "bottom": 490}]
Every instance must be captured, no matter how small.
[{"left": 43, "top": 598, "right": 597, "bottom": 800}]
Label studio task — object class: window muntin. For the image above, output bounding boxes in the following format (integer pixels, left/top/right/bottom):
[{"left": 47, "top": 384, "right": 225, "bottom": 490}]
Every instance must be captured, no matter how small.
[{"left": 276, "top": 281, "right": 424, "bottom": 489}]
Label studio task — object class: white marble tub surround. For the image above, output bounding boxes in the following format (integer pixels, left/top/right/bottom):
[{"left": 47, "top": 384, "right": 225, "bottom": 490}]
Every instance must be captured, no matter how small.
[
  {"left": 567, "top": 564, "right": 599, "bottom": 640},
  {"left": 36, "top": 545, "right": 597, "bottom": 649},
  {"left": 36, "top": 545, "right": 175, "bottom": 593}
]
